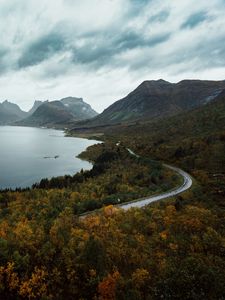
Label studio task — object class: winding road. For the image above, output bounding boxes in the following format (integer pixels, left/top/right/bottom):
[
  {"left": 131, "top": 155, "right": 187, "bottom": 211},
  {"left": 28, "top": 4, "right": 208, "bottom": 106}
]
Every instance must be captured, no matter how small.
[
  {"left": 80, "top": 147, "right": 193, "bottom": 218},
  {"left": 117, "top": 148, "right": 192, "bottom": 210},
  {"left": 118, "top": 163, "right": 192, "bottom": 211}
]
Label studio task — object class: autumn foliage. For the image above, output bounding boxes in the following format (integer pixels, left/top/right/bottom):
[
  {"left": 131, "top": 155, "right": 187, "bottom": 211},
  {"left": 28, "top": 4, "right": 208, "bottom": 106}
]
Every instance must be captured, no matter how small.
[{"left": 0, "top": 97, "right": 224, "bottom": 299}]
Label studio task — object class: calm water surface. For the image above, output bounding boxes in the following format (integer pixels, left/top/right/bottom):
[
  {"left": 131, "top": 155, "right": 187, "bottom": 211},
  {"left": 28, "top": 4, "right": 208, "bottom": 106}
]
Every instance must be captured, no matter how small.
[{"left": 0, "top": 126, "right": 98, "bottom": 189}]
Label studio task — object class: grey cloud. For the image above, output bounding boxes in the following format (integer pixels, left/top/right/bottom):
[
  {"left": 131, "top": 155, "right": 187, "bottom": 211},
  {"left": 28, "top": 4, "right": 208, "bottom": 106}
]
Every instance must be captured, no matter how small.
[
  {"left": 149, "top": 10, "right": 170, "bottom": 23},
  {"left": 0, "top": 48, "right": 8, "bottom": 59},
  {"left": 146, "top": 34, "right": 171, "bottom": 47},
  {"left": 0, "top": 47, "right": 11, "bottom": 74},
  {"left": 0, "top": 1, "right": 27, "bottom": 17},
  {"left": 129, "top": 0, "right": 150, "bottom": 6},
  {"left": 18, "top": 32, "right": 66, "bottom": 68},
  {"left": 181, "top": 11, "right": 208, "bottom": 29},
  {"left": 117, "top": 31, "right": 170, "bottom": 49},
  {"left": 72, "top": 31, "right": 170, "bottom": 69},
  {"left": 116, "top": 31, "right": 149, "bottom": 49},
  {"left": 190, "top": 38, "right": 225, "bottom": 70},
  {"left": 130, "top": 30, "right": 225, "bottom": 75},
  {"left": 10, "top": 1, "right": 222, "bottom": 81},
  {"left": 2, "top": 1, "right": 171, "bottom": 74},
  {"left": 127, "top": 0, "right": 152, "bottom": 17}
]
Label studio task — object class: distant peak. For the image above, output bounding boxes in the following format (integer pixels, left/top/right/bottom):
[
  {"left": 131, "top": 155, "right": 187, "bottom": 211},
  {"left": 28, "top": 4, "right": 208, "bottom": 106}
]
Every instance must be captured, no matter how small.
[
  {"left": 138, "top": 79, "right": 171, "bottom": 89},
  {"left": 2, "top": 100, "right": 19, "bottom": 106},
  {"left": 157, "top": 79, "right": 169, "bottom": 83},
  {"left": 61, "top": 96, "right": 83, "bottom": 102},
  {"left": 142, "top": 79, "right": 171, "bottom": 84}
]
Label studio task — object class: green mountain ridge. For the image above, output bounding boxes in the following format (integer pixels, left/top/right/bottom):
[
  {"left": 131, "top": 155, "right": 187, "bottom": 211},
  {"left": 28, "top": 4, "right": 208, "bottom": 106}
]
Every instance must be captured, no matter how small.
[{"left": 73, "top": 79, "right": 225, "bottom": 128}]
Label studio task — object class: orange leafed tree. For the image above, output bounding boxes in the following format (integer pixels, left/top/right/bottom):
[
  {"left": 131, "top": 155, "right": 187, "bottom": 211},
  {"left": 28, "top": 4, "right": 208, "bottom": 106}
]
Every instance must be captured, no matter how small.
[{"left": 98, "top": 271, "right": 120, "bottom": 300}]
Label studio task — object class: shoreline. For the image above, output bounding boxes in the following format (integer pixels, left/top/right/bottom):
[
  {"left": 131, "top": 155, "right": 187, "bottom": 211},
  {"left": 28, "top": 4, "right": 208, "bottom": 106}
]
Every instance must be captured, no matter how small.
[{"left": 0, "top": 125, "right": 100, "bottom": 192}]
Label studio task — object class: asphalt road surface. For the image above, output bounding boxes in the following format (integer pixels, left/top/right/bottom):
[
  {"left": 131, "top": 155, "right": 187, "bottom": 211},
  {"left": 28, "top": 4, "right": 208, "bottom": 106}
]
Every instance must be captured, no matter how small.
[{"left": 118, "top": 163, "right": 192, "bottom": 211}]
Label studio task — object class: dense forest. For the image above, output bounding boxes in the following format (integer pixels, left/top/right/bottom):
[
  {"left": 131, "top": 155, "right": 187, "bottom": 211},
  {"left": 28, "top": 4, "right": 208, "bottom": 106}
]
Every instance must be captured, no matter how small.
[{"left": 0, "top": 96, "right": 224, "bottom": 299}]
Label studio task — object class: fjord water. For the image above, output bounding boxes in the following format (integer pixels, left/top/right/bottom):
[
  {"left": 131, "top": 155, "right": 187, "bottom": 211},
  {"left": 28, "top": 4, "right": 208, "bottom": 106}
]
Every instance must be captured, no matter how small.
[{"left": 0, "top": 126, "right": 98, "bottom": 189}]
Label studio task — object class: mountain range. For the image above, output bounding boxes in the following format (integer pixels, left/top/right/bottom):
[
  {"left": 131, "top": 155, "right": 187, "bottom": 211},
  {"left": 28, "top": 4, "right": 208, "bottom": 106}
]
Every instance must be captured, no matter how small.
[
  {"left": 73, "top": 79, "right": 225, "bottom": 128},
  {"left": 17, "top": 97, "right": 98, "bottom": 127},
  {"left": 0, "top": 97, "right": 98, "bottom": 127},
  {"left": 28, "top": 100, "right": 47, "bottom": 116},
  {"left": 0, "top": 79, "right": 225, "bottom": 129}
]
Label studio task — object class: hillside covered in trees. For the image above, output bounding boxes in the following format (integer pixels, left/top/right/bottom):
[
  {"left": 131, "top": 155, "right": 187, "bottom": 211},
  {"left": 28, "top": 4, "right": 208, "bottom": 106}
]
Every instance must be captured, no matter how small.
[{"left": 104, "top": 90, "right": 225, "bottom": 198}]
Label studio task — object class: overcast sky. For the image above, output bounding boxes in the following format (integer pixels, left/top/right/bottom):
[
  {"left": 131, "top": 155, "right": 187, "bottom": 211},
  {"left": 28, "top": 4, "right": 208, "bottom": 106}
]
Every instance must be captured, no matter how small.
[{"left": 0, "top": 0, "right": 225, "bottom": 112}]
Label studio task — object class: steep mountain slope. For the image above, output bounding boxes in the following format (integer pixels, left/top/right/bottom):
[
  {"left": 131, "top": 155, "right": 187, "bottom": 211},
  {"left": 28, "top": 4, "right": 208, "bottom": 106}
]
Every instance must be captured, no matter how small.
[
  {"left": 0, "top": 100, "right": 27, "bottom": 124},
  {"left": 17, "top": 97, "right": 98, "bottom": 127},
  {"left": 28, "top": 100, "right": 46, "bottom": 116},
  {"left": 18, "top": 101, "right": 74, "bottom": 127},
  {"left": 76, "top": 79, "right": 225, "bottom": 127},
  {"left": 60, "top": 97, "right": 98, "bottom": 119},
  {"left": 2, "top": 100, "right": 27, "bottom": 119},
  {"left": 0, "top": 107, "right": 17, "bottom": 125},
  {"left": 107, "top": 87, "right": 224, "bottom": 138},
  {"left": 104, "top": 88, "right": 225, "bottom": 175}
]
